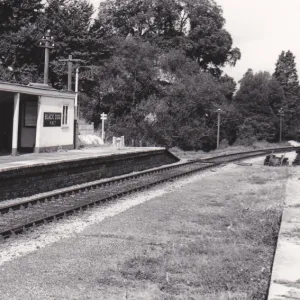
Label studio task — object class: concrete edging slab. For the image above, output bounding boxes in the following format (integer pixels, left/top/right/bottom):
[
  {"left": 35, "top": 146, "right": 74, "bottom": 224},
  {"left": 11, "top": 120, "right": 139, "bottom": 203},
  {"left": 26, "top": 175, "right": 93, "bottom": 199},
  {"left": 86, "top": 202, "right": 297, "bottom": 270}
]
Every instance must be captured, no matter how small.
[{"left": 268, "top": 174, "right": 300, "bottom": 299}]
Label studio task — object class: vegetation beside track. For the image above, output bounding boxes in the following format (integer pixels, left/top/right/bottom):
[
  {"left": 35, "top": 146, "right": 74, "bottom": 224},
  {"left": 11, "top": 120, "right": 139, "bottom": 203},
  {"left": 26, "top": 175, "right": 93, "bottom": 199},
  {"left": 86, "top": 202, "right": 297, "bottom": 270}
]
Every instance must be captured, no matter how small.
[
  {"left": 170, "top": 141, "right": 292, "bottom": 161},
  {"left": 96, "top": 160, "right": 288, "bottom": 299}
]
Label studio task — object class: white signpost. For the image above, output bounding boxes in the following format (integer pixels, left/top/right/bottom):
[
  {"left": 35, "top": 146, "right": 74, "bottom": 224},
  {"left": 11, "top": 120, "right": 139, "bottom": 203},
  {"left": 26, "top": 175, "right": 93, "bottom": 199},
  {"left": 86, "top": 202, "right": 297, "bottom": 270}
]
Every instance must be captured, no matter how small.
[{"left": 100, "top": 112, "right": 107, "bottom": 142}]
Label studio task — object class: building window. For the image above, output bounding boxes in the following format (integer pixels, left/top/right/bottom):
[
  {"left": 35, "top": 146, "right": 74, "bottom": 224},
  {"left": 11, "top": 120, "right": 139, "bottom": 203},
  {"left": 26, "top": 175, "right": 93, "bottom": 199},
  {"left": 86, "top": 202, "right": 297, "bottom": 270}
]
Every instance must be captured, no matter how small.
[{"left": 62, "top": 105, "right": 68, "bottom": 126}]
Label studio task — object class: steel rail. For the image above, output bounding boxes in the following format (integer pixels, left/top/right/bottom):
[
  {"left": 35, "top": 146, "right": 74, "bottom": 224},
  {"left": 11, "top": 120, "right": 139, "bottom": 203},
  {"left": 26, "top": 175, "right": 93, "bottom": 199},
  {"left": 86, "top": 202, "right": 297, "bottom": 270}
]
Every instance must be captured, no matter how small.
[
  {"left": 0, "top": 146, "right": 298, "bottom": 240},
  {"left": 0, "top": 146, "right": 295, "bottom": 215}
]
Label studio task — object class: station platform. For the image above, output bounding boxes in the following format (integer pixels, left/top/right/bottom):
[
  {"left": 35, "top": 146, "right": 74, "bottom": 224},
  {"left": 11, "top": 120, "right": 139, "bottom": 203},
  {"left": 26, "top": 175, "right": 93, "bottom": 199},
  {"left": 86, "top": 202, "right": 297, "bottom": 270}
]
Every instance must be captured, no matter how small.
[
  {"left": 0, "top": 147, "right": 165, "bottom": 172},
  {"left": 0, "top": 147, "right": 179, "bottom": 201}
]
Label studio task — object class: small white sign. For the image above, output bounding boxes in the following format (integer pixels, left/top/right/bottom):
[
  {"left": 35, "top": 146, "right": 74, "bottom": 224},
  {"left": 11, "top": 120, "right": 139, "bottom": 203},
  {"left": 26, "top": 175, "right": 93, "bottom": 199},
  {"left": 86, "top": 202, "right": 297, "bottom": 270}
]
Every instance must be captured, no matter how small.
[{"left": 101, "top": 113, "right": 107, "bottom": 120}]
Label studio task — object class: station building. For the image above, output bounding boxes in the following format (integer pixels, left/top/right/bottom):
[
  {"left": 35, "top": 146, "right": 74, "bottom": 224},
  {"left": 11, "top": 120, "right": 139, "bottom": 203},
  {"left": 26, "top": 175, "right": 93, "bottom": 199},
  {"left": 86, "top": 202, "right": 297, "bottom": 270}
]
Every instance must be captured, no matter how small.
[{"left": 0, "top": 81, "right": 75, "bottom": 155}]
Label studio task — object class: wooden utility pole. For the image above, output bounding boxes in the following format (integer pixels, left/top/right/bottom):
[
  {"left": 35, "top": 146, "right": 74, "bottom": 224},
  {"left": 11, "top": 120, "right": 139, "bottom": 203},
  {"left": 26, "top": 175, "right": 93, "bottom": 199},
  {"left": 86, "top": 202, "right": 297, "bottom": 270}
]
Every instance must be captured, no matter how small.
[
  {"left": 74, "top": 65, "right": 93, "bottom": 149},
  {"left": 217, "top": 112, "right": 221, "bottom": 149},
  {"left": 215, "top": 108, "right": 223, "bottom": 149},
  {"left": 278, "top": 108, "right": 284, "bottom": 143},
  {"left": 59, "top": 55, "right": 82, "bottom": 91},
  {"left": 39, "top": 30, "right": 54, "bottom": 85}
]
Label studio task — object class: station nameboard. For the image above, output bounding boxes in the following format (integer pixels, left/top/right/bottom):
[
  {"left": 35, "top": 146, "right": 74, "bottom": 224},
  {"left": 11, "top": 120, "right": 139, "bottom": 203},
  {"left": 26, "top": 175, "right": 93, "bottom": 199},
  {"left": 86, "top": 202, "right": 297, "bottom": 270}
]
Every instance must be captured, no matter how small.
[{"left": 43, "top": 112, "right": 62, "bottom": 127}]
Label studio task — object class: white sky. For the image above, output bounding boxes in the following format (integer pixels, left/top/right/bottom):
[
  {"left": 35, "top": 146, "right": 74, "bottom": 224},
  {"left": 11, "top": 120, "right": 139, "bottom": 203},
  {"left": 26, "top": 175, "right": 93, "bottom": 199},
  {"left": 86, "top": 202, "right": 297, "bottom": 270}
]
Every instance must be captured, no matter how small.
[{"left": 89, "top": 0, "right": 300, "bottom": 82}]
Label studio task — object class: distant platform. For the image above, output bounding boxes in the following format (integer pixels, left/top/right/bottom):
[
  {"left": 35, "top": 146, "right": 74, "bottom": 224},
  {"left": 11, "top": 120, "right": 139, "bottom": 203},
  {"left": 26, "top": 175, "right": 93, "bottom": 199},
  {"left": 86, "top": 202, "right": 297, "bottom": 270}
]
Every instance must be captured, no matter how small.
[
  {"left": 0, "top": 147, "right": 165, "bottom": 172},
  {"left": 0, "top": 147, "right": 180, "bottom": 201}
]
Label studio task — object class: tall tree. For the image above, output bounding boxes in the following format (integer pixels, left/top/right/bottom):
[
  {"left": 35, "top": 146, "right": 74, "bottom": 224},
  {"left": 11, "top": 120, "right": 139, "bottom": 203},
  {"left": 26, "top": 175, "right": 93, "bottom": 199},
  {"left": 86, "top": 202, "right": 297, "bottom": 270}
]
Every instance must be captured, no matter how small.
[
  {"left": 234, "top": 70, "right": 285, "bottom": 143},
  {"left": 39, "top": 0, "right": 97, "bottom": 88},
  {"left": 96, "top": 49, "right": 238, "bottom": 150},
  {"left": 81, "top": 37, "right": 161, "bottom": 124},
  {"left": 219, "top": 74, "right": 236, "bottom": 101},
  {"left": 0, "top": 0, "right": 107, "bottom": 88},
  {"left": 273, "top": 50, "right": 300, "bottom": 138},
  {"left": 273, "top": 50, "right": 299, "bottom": 97},
  {"left": 95, "top": 0, "right": 241, "bottom": 77},
  {"left": 0, "top": 0, "right": 43, "bottom": 82},
  {"left": 0, "top": 0, "right": 43, "bottom": 32}
]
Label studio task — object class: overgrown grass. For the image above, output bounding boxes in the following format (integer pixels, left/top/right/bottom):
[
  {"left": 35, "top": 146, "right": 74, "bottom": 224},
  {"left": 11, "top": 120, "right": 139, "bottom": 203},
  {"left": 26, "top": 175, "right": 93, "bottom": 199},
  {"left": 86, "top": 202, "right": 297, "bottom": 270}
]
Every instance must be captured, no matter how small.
[
  {"left": 120, "top": 208, "right": 282, "bottom": 299},
  {"left": 96, "top": 162, "right": 289, "bottom": 299}
]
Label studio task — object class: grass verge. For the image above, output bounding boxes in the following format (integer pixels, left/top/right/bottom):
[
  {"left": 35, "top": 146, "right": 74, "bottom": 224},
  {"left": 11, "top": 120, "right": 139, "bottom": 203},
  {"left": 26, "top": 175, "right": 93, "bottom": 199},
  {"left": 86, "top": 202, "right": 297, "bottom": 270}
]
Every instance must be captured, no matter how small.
[{"left": 94, "top": 160, "right": 289, "bottom": 299}]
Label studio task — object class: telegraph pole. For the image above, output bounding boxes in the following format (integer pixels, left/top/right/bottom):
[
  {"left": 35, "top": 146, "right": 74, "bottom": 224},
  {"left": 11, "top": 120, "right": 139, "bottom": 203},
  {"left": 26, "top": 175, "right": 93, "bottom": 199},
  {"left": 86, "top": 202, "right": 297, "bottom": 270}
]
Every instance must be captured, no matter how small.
[
  {"left": 59, "top": 55, "right": 82, "bottom": 91},
  {"left": 39, "top": 30, "right": 54, "bottom": 85},
  {"left": 73, "top": 66, "right": 93, "bottom": 149},
  {"left": 215, "top": 108, "right": 223, "bottom": 149},
  {"left": 278, "top": 107, "right": 284, "bottom": 143}
]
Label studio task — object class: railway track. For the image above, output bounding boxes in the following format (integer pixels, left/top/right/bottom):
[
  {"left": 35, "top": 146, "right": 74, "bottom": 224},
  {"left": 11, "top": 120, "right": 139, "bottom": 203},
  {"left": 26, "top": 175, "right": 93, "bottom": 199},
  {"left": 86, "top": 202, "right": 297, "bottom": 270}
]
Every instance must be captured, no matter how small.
[{"left": 0, "top": 146, "right": 298, "bottom": 240}]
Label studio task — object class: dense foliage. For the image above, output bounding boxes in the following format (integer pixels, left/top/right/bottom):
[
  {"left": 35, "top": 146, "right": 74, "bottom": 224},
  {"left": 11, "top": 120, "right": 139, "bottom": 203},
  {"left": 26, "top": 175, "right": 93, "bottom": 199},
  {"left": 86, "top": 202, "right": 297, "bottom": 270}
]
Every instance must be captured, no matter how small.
[
  {"left": 235, "top": 70, "right": 285, "bottom": 144},
  {"left": 96, "top": 0, "right": 241, "bottom": 77},
  {"left": 273, "top": 50, "right": 300, "bottom": 139},
  {"left": 0, "top": 0, "right": 299, "bottom": 149},
  {"left": 233, "top": 51, "right": 300, "bottom": 145}
]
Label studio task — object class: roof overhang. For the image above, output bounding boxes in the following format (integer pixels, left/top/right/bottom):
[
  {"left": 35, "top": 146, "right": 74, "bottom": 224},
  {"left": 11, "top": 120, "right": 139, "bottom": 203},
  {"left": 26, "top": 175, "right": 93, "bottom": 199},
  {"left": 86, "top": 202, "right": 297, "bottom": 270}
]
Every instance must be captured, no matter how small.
[{"left": 0, "top": 81, "right": 75, "bottom": 100}]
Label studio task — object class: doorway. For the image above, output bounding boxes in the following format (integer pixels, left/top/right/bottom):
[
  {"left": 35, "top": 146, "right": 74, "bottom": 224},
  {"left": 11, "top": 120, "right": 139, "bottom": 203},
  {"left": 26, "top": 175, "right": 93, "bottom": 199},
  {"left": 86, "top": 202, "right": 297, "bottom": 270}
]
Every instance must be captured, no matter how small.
[
  {"left": 0, "top": 93, "right": 14, "bottom": 155},
  {"left": 18, "top": 94, "right": 38, "bottom": 153}
]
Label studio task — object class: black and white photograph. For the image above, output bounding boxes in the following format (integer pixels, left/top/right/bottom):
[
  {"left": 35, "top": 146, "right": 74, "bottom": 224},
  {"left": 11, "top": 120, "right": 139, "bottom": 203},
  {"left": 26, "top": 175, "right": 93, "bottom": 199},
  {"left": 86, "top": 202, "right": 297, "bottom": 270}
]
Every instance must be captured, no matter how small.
[{"left": 0, "top": 0, "right": 300, "bottom": 299}]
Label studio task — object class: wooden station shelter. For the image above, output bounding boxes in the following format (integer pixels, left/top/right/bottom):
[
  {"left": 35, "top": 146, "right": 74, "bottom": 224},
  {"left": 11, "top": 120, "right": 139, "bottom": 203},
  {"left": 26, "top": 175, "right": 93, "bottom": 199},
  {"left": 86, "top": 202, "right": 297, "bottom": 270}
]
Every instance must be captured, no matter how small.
[{"left": 0, "top": 81, "right": 75, "bottom": 156}]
